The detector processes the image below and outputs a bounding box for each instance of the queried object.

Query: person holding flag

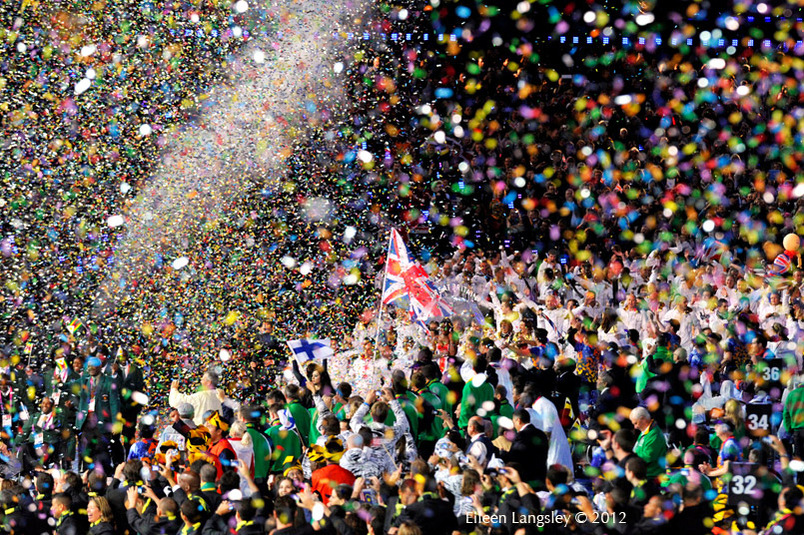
[381,229,453,328]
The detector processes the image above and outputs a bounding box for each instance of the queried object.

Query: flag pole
[372,229,393,389]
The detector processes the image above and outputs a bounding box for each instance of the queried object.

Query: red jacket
[311,464,356,505]
[208,438,237,480]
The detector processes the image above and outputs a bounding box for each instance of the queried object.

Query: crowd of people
[0,239,803,535]
[5,0,804,534]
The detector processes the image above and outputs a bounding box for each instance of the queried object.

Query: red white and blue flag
[382,229,452,324]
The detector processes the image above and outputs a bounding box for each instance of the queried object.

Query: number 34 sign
[745,404,773,437]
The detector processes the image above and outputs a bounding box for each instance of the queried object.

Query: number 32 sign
[726,462,780,507]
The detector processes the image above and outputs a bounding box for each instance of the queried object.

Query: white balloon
[74,78,92,96]
[79,44,97,57]
[106,215,125,228]
[171,256,189,270]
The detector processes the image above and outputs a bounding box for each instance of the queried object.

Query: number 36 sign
[755,359,786,399]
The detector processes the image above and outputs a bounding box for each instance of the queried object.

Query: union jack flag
[382,229,452,324]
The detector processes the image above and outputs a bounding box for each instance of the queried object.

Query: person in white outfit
[228,421,254,497]
[529,393,573,474]
[758,291,789,334]
[169,371,223,426]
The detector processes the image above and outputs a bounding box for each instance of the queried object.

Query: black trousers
[19,441,62,474]
[793,428,804,459]
[78,412,113,474]
[121,404,142,443]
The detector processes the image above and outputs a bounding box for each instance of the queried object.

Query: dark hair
[36,472,54,495]
[274,496,297,525]
[608,480,631,506]
[473,355,488,374]
[237,499,258,521]
[416,348,434,363]
[219,471,240,494]
[63,472,82,494]
[337,382,352,399]
[241,405,262,423]
[318,370,335,396]
[421,362,440,381]
[410,371,427,391]
[447,429,465,451]
[87,471,107,495]
[400,479,417,496]
[358,426,373,449]
[625,456,647,481]
[369,512,385,535]
[322,414,340,436]
[392,372,408,396]
[181,499,204,524]
[284,384,302,402]
[546,466,569,487]
[124,462,144,484]
[613,429,636,453]
[783,486,804,510]
[518,392,534,408]
[682,484,703,504]
[512,408,530,424]
[189,460,210,475]
[487,347,502,363]
[333,484,353,502]
[599,371,614,388]
[370,402,389,424]
[52,493,71,510]
[267,390,287,406]
[138,424,156,440]
[627,329,639,344]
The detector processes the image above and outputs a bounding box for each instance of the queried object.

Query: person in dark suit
[46,355,83,469]
[272,496,314,535]
[393,476,459,535]
[111,348,145,446]
[51,494,78,535]
[75,357,121,474]
[502,408,549,488]
[178,499,206,535]
[31,471,55,534]
[105,459,143,533]
[125,489,183,535]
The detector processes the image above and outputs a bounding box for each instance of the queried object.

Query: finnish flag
[287,339,335,364]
